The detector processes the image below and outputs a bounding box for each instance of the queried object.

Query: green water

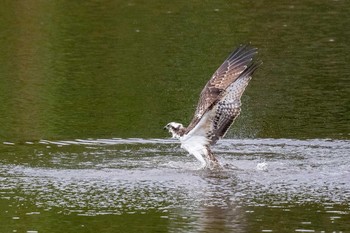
[0,0,348,141]
[0,1,349,232]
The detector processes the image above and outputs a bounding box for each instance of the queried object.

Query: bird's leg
[206,148,221,169]
[206,147,218,162]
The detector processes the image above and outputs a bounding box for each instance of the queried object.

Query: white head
[164,122,185,138]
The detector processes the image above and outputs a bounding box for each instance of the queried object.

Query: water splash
[1,138,349,232]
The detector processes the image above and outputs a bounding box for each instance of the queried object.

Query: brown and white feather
[184,56,261,146]
[165,44,261,167]
[185,45,259,134]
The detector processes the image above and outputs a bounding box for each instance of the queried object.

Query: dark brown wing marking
[208,60,262,144]
[185,44,258,134]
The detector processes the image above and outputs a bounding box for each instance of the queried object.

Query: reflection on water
[0,138,349,232]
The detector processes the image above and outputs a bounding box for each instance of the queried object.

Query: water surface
[1,138,349,232]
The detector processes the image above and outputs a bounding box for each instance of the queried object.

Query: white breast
[179,112,213,167]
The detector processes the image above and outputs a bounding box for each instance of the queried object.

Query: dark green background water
[0,0,349,142]
[0,1,349,233]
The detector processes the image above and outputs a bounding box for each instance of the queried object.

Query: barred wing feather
[185,45,258,133]
[187,58,261,145]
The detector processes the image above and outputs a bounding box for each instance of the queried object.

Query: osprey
[164,44,261,168]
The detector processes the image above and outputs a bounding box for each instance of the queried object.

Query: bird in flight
[164,44,261,169]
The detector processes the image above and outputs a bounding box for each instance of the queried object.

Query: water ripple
[0,138,349,218]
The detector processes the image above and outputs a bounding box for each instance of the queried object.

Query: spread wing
[183,55,261,146]
[185,44,258,133]
[208,61,261,144]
